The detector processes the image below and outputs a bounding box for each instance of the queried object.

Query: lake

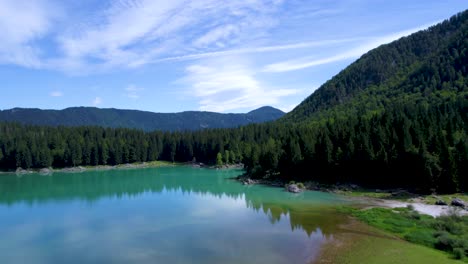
[0,167,349,264]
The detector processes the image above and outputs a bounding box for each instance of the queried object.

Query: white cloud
[0,0,57,67]
[0,0,446,81]
[50,91,63,97]
[124,84,144,99]
[194,24,240,48]
[181,58,300,112]
[53,0,284,72]
[154,38,364,63]
[92,97,102,106]
[263,25,434,73]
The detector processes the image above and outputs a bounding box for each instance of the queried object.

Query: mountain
[265,9,467,191]
[285,10,468,122]
[0,106,285,131]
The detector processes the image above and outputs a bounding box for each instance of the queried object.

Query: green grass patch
[143,160,181,167]
[343,189,393,199]
[333,233,463,264]
[339,206,468,261]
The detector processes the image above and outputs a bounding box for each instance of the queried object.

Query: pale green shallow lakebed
[0,167,458,263]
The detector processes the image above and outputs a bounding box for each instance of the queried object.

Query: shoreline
[5,164,467,217]
[0,160,181,175]
[348,196,468,217]
[1,161,244,176]
[237,176,468,217]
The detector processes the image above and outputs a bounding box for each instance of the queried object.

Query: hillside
[0,106,284,131]
[285,10,468,122]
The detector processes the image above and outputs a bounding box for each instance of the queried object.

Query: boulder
[242,178,257,185]
[62,166,86,173]
[39,168,53,175]
[287,184,302,193]
[15,167,29,175]
[435,199,447,206]
[451,198,466,208]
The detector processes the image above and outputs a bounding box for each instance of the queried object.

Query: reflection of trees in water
[0,168,343,236]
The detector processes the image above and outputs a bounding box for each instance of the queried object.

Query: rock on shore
[286,184,303,193]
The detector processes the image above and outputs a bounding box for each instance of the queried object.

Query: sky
[0,0,467,113]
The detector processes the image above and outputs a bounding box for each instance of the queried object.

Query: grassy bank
[316,216,461,264]
[339,206,468,261]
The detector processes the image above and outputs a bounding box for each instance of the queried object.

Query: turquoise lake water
[0,167,348,264]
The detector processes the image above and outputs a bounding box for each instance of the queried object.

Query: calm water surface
[0,167,348,264]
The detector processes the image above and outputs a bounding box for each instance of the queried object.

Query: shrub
[434,231,454,251]
[433,216,463,234]
[404,230,436,247]
[452,248,464,259]
[296,182,305,189]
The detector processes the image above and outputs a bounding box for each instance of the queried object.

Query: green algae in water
[0,167,348,264]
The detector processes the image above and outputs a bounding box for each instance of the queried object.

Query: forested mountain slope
[0,106,284,131]
[285,10,468,122]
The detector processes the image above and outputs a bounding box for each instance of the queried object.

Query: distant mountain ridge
[0,106,285,131]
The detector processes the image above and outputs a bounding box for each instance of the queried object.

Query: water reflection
[0,167,347,264]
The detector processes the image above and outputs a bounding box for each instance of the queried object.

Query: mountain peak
[248,106,284,115]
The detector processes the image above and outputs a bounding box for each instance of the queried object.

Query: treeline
[0,123,250,169]
[0,94,467,192]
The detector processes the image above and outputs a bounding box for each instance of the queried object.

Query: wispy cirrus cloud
[263,25,434,73]
[153,38,365,63]
[52,0,284,72]
[0,0,285,73]
[0,0,445,76]
[0,0,59,67]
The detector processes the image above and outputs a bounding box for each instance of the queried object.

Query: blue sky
[1,0,467,113]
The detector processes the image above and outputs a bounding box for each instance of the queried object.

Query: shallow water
[0,167,348,264]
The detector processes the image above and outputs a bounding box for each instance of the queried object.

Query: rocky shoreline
[236,176,468,216]
[6,162,172,176]
[191,162,244,170]
[3,161,244,176]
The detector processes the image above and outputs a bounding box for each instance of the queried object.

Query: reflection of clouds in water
[0,170,337,264]
[189,193,246,218]
[0,221,48,264]
[1,194,329,264]
[1,220,44,243]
